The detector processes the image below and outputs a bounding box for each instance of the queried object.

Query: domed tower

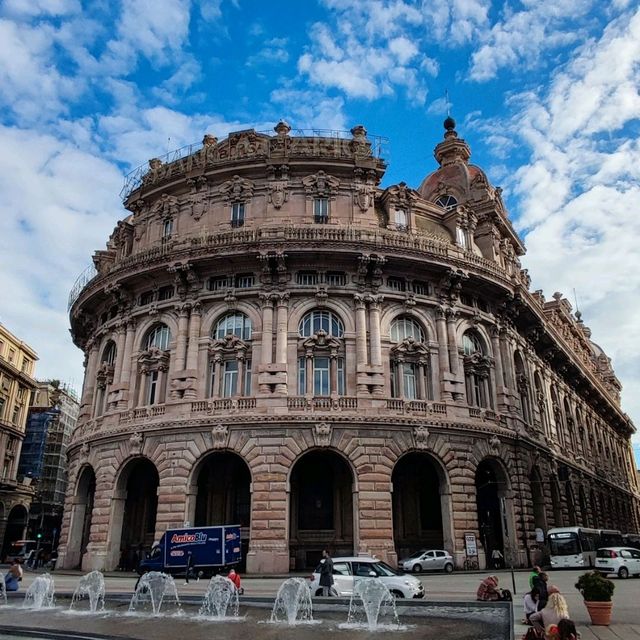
[59,121,639,575]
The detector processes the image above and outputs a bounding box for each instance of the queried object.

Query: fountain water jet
[270,577,313,625]
[70,571,105,612]
[0,576,6,605]
[346,578,400,630]
[129,572,181,615]
[23,574,55,609]
[199,575,239,618]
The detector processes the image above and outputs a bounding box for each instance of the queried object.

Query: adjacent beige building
[59,119,640,573]
[0,323,37,558]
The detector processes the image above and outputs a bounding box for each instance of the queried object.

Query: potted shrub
[575,571,615,625]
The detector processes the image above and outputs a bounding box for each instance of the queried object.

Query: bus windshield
[549,532,580,556]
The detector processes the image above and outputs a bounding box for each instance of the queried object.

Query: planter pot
[584,600,613,626]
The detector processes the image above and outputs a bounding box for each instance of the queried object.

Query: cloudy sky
[0,0,639,461]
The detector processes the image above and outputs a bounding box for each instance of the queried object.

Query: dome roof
[418,162,489,202]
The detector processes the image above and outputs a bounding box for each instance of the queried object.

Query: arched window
[299,310,344,338]
[435,194,457,210]
[102,342,116,366]
[534,372,549,437]
[214,312,252,341]
[390,317,424,343]
[389,317,432,400]
[462,331,492,408]
[145,324,171,351]
[210,313,253,398]
[298,310,346,397]
[137,324,172,406]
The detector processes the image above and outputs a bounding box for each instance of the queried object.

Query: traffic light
[36,532,42,540]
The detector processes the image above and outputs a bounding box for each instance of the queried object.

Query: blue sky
[0,0,639,463]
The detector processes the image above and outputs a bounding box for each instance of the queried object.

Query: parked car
[308,556,425,599]
[595,547,640,578]
[399,549,454,573]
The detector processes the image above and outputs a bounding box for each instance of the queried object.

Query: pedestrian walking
[184,550,195,584]
[528,564,541,589]
[532,572,549,610]
[319,549,334,597]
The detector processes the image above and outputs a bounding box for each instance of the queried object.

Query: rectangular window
[231,203,245,228]
[244,360,252,396]
[209,366,216,398]
[158,285,174,301]
[460,293,473,307]
[296,271,318,285]
[337,357,345,396]
[387,277,405,292]
[313,198,329,223]
[223,361,238,397]
[313,357,330,396]
[298,356,306,395]
[325,271,346,286]
[456,226,467,248]
[0,397,5,419]
[21,359,30,374]
[403,363,417,400]
[235,274,255,288]
[208,276,231,291]
[8,349,15,363]
[139,290,154,305]
[412,281,429,295]
[148,371,159,405]
[394,209,408,229]
[162,219,173,238]
[0,340,4,357]
[11,403,20,424]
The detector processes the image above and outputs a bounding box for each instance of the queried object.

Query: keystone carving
[129,432,143,454]
[413,426,430,449]
[488,435,501,453]
[219,175,255,202]
[302,171,340,198]
[268,181,289,209]
[211,424,229,449]
[314,422,332,447]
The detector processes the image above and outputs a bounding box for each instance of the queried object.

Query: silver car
[400,549,454,573]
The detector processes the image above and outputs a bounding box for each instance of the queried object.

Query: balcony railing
[385,399,447,415]
[287,396,359,411]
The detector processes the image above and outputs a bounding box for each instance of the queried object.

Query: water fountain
[128,571,181,615]
[199,575,239,619]
[270,577,313,625]
[70,571,105,612]
[345,578,400,630]
[23,574,55,609]
[0,576,6,605]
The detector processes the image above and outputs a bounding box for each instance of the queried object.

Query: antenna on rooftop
[573,288,582,321]
[445,89,451,116]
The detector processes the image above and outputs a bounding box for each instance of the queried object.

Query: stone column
[490,326,504,388]
[173,304,190,371]
[305,354,313,396]
[260,294,274,365]
[237,357,245,397]
[113,323,127,384]
[435,307,450,374]
[368,295,383,367]
[500,329,515,390]
[185,303,202,371]
[80,341,100,417]
[417,363,427,400]
[445,309,459,375]
[119,320,136,384]
[138,371,148,406]
[354,294,368,366]
[330,355,338,396]
[274,293,289,394]
[212,357,222,398]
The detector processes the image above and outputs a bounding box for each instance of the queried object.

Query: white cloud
[503,7,640,442]
[469,0,593,81]
[420,0,490,45]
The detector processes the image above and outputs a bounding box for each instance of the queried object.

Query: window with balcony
[298,309,346,396]
[389,317,432,400]
[462,331,492,408]
[313,198,329,223]
[137,324,172,406]
[394,208,408,230]
[162,218,173,239]
[209,312,253,398]
[231,202,245,228]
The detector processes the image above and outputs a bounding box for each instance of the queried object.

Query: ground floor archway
[289,450,354,569]
[66,465,96,569]
[192,451,251,570]
[476,458,512,567]
[392,452,450,562]
[1,504,28,561]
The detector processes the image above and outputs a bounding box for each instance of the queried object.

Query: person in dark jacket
[319,549,334,596]
[532,571,549,610]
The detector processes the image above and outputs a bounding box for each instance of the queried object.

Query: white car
[400,549,454,573]
[595,547,640,578]
[308,556,425,599]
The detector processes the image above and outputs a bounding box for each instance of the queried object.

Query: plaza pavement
[3,566,640,639]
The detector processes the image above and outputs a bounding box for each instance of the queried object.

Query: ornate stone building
[59,119,640,574]
[0,322,37,559]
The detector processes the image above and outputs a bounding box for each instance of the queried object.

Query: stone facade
[59,120,640,574]
[0,322,38,557]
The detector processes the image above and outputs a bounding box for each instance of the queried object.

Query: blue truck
[138,525,242,577]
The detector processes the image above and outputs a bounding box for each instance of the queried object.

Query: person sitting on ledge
[476,575,511,601]
[4,559,23,592]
